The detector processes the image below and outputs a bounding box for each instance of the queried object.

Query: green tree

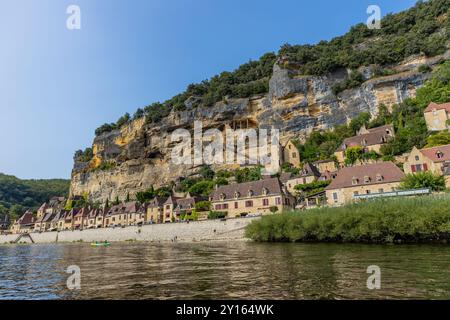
[426,131,450,147]
[400,172,446,191]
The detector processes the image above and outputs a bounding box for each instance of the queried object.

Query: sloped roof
[42,212,55,223]
[17,211,35,226]
[325,162,405,190]
[424,102,450,113]
[211,178,283,201]
[419,144,450,163]
[337,125,394,151]
[147,197,169,208]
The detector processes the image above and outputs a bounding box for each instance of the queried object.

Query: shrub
[245,195,450,243]
[400,172,446,191]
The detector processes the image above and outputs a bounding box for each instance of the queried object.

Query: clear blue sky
[0,0,417,179]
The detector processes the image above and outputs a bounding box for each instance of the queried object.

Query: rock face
[69,54,446,203]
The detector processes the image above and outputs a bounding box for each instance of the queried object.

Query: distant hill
[0,173,69,219]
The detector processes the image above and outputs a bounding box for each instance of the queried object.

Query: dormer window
[352,177,359,185]
[248,190,254,197]
[376,174,383,182]
[219,193,226,201]
[262,187,269,196]
[364,176,371,183]
[436,151,444,159]
[362,139,367,146]
[234,191,240,199]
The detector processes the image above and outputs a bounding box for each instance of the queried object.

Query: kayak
[90,242,111,247]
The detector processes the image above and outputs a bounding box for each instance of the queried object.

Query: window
[234,202,238,209]
[222,204,229,209]
[234,191,240,199]
[220,193,226,200]
[415,155,420,161]
[215,204,222,210]
[166,205,170,210]
[436,151,444,159]
[378,188,384,193]
[376,174,383,182]
[366,190,371,194]
[262,188,269,196]
[248,190,254,197]
[245,201,253,208]
[285,198,290,205]
[292,152,297,158]
[275,197,281,205]
[352,177,358,185]
[353,191,359,196]
[333,193,338,202]
[262,199,269,206]
[364,176,371,183]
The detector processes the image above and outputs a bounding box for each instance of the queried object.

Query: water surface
[1,242,450,299]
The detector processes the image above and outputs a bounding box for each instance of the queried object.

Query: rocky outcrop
[70,52,448,203]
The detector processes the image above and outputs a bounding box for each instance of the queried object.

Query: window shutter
[423,163,428,171]
[411,165,416,173]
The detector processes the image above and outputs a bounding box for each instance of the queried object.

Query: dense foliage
[400,172,446,191]
[0,173,70,219]
[94,0,450,137]
[245,195,450,243]
[279,0,449,75]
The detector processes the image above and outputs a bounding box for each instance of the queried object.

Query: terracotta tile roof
[337,125,394,151]
[211,178,284,201]
[325,162,405,190]
[424,102,450,113]
[419,144,450,163]
[106,202,140,216]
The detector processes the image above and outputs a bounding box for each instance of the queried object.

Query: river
[1,242,450,299]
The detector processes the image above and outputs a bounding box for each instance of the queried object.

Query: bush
[208,211,227,219]
[245,195,450,243]
[400,172,446,191]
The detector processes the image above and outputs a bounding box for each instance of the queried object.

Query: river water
[1,241,450,299]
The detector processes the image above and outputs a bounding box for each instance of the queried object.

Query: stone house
[95,209,106,228]
[403,144,450,175]
[285,163,321,194]
[38,212,56,232]
[104,201,141,227]
[282,140,300,168]
[445,166,450,188]
[49,210,65,231]
[10,211,36,234]
[325,162,405,206]
[210,177,294,217]
[161,194,206,223]
[73,207,90,230]
[424,102,450,132]
[313,159,337,173]
[146,197,168,224]
[334,125,395,164]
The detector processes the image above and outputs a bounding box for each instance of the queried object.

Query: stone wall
[0,217,258,245]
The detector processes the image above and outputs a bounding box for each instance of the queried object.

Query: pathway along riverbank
[0,217,258,245]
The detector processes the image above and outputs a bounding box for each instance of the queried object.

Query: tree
[400,172,446,191]
[426,131,450,147]
[189,181,214,197]
[199,166,215,180]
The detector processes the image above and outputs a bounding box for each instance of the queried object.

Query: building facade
[424,102,450,132]
[403,144,450,175]
[325,162,405,206]
[210,178,294,217]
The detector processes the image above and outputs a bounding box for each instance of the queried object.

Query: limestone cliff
[70,52,449,203]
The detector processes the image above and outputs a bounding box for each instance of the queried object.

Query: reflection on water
[1,242,450,299]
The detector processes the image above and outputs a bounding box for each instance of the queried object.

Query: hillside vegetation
[94,0,450,137]
[0,173,70,219]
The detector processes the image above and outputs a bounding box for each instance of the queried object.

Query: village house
[146,197,168,224]
[334,125,395,164]
[285,163,321,194]
[49,210,64,231]
[37,212,56,232]
[10,211,36,234]
[318,170,338,182]
[161,194,207,223]
[94,209,106,228]
[210,177,294,217]
[403,144,450,175]
[325,162,405,206]
[62,209,77,230]
[313,159,337,173]
[424,102,450,132]
[445,165,450,188]
[104,202,141,227]
[282,140,300,168]
[73,207,90,230]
